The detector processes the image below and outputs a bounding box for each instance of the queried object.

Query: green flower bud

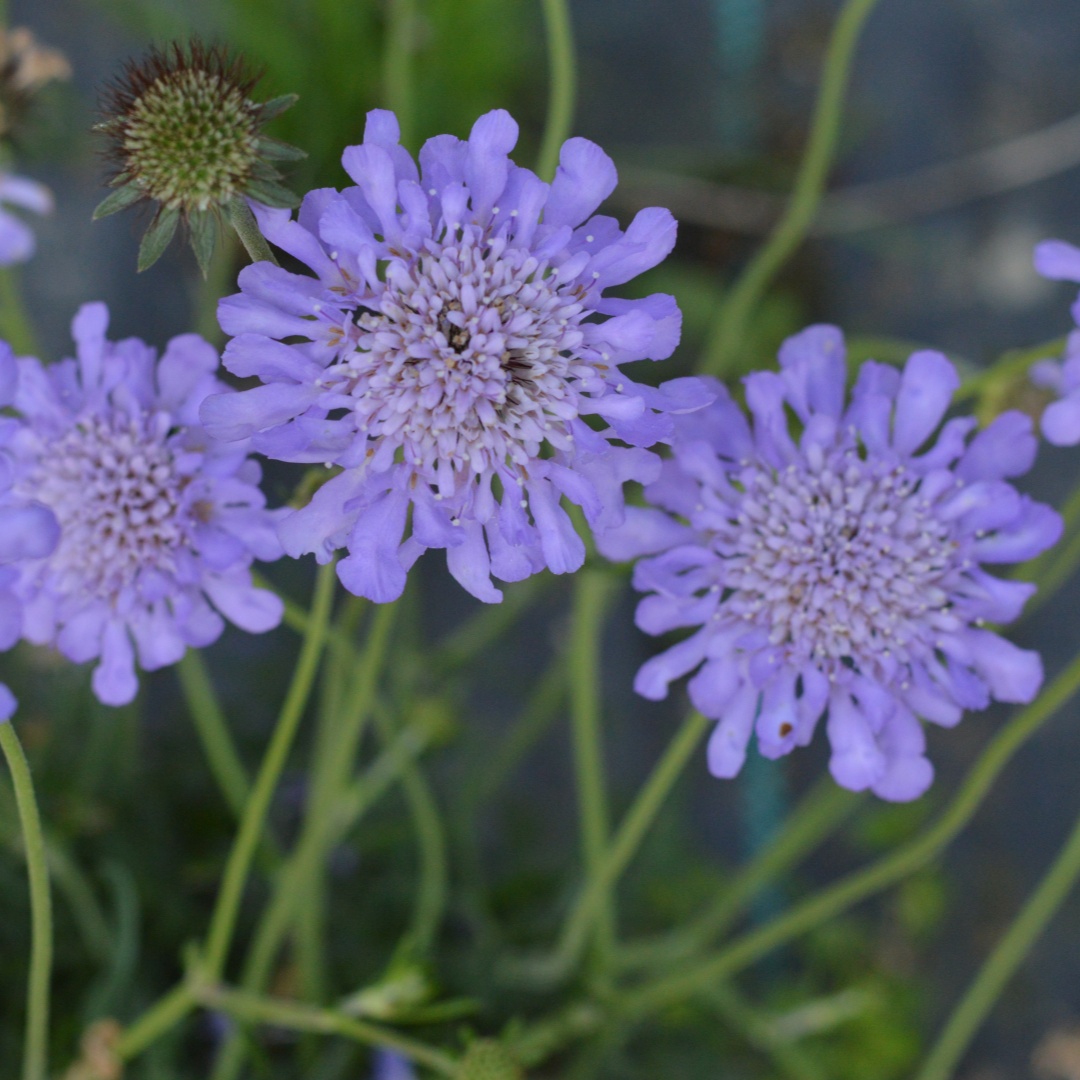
[94,39,304,274]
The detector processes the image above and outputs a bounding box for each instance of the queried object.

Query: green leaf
[257,137,307,163]
[92,184,144,221]
[137,207,180,272]
[188,211,217,279]
[257,93,299,122]
[243,178,301,210]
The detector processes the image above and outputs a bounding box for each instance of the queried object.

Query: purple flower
[201,109,709,603]
[0,342,60,722]
[599,326,1061,801]
[1031,238,1080,445]
[10,303,285,706]
[372,1050,417,1080]
[0,173,51,266]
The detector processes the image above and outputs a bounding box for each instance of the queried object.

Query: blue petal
[544,137,618,229]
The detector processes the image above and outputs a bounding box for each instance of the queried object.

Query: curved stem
[227,198,279,267]
[618,778,859,974]
[203,560,337,982]
[0,721,52,1080]
[568,571,618,979]
[619,646,1080,1020]
[116,983,196,1061]
[915,800,1080,1080]
[701,0,881,375]
[537,0,577,181]
[178,651,251,820]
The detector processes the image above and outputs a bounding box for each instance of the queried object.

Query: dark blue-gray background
[10,1,1080,1076]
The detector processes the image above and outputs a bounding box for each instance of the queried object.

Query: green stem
[618,646,1080,1020]
[618,779,860,974]
[382,0,417,148]
[199,985,458,1076]
[375,700,447,956]
[955,336,1067,404]
[525,710,710,984]
[537,0,577,181]
[568,570,618,978]
[915,800,1080,1080]
[203,561,336,982]
[701,0,880,375]
[227,197,279,266]
[177,652,251,820]
[0,722,52,1080]
[0,269,39,355]
[116,983,196,1061]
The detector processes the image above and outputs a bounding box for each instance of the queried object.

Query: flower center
[338,225,590,481]
[719,446,960,677]
[23,412,190,599]
[123,67,258,211]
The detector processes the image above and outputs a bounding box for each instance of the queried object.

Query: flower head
[94,39,304,273]
[600,327,1060,800]
[1031,238,1080,445]
[10,303,285,706]
[201,108,709,603]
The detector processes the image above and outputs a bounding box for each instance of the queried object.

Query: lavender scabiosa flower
[201,108,708,603]
[373,1050,417,1080]
[0,172,51,266]
[9,302,285,706]
[1031,238,1080,445]
[599,326,1061,801]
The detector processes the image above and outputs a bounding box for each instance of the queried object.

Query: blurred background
[2,1,1080,1077]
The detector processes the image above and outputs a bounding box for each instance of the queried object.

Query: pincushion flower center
[347,225,589,477]
[24,411,189,597]
[722,447,958,673]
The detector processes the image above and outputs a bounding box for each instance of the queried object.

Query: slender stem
[955,336,1067,404]
[915,800,1080,1080]
[199,985,459,1076]
[203,561,336,982]
[227,198,279,266]
[116,983,196,1061]
[537,0,577,181]
[701,0,881,375]
[0,269,39,355]
[0,722,52,1080]
[382,0,416,148]
[619,646,1080,1020]
[568,570,618,978]
[542,710,710,982]
[618,779,860,973]
[375,699,448,956]
[177,651,251,819]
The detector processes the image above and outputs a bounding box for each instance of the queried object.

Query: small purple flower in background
[1031,238,1080,445]
[599,326,1061,801]
[0,342,59,723]
[9,303,285,706]
[201,108,709,603]
[372,1049,417,1080]
[0,173,51,266]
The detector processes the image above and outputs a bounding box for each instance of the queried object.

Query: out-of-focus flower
[372,1049,417,1080]
[94,39,304,274]
[0,25,71,140]
[600,326,1060,801]
[202,108,709,603]
[0,172,51,266]
[1031,238,1080,445]
[9,302,285,706]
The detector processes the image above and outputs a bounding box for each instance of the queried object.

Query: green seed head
[94,39,304,274]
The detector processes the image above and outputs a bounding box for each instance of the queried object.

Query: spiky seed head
[94,39,304,274]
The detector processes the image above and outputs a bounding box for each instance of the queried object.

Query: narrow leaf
[256,137,308,162]
[258,94,299,122]
[244,178,301,210]
[92,184,143,220]
[188,211,217,279]
[137,207,180,272]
